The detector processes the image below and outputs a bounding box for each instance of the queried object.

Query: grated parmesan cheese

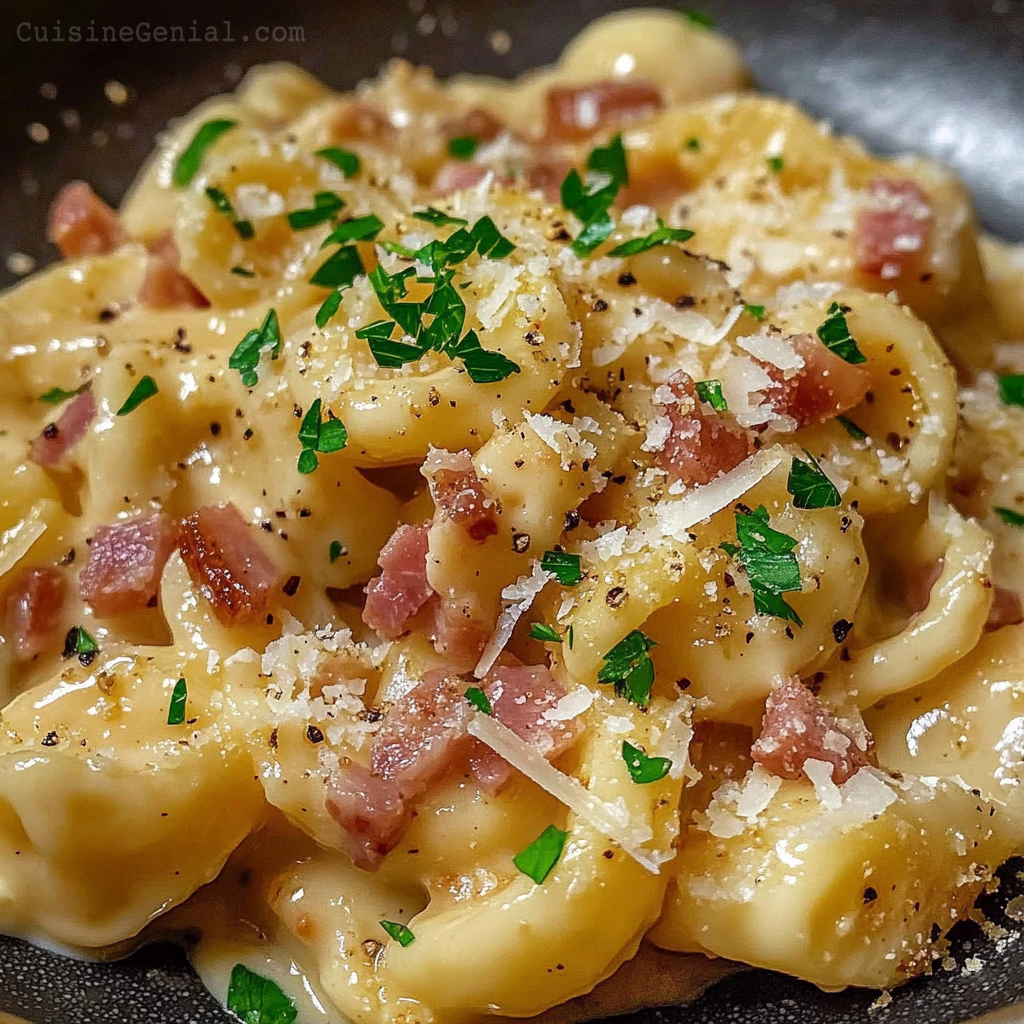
[474,562,553,678]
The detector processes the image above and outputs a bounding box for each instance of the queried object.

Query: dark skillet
[0,1,1021,1022]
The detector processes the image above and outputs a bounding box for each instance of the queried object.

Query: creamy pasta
[1,9,1022,1022]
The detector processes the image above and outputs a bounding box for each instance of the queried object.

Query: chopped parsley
[598,630,658,707]
[448,135,479,160]
[541,550,582,585]
[205,186,254,239]
[452,330,520,384]
[608,217,694,257]
[787,451,841,510]
[529,622,562,644]
[229,308,281,387]
[315,146,361,178]
[296,398,347,474]
[167,677,188,726]
[694,379,727,411]
[766,155,785,174]
[560,133,629,257]
[40,381,91,404]
[721,505,803,626]
[309,244,365,289]
[231,265,256,277]
[288,191,345,231]
[513,824,568,884]
[116,375,158,416]
[226,963,297,1024]
[998,374,1024,407]
[329,540,347,562]
[321,214,385,247]
[464,686,492,714]
[817,302,866,365]
[681,7,715,28]
[63,625,99,665]
[379,920,415,947]
[172,119,238,187]
[744,303,766,320]
[995,506,1024,527]
[567,624,574,650]
[684,136,702,152]
[622,740,672,784]
[836,414,868,440]
[316,290,343,329]
[412,207,469,227]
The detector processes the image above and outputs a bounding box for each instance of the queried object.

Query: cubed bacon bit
[428,601,490,673]
[29,389,96,467]
[139,234,209,310]
[325,760,409,871]
[544,80,663,140]
[47,181,127,259]
[762,332,871,429]
[751,676,875,786]
[656,371,752,486]
[856,178,932,281]
[526,157,573,204]
[487,664,581,758]
[422,447,499,542]
[2,566,67,661]
[985,585,1024,632]
[441,107,504,144]
[79,513,178,617]
[362,523,435,639]
[178,503,279,625]
[432,161,507,196]
[327,99,390,140]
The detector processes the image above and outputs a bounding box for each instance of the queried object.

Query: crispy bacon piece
[545,80,663,140]
[985,586,1024,632]
[856,178,932,281]
[2,566,66,661]
[441,108,504,144]
[139,234,209,309]
[79,513,178,617]
[363,523,435,639]
[178,504,278,624]
[656,372,752,486]
[423,448,499,542]
[325,762,409,871]
[751,676,874,785]
[29,389,96,467]
[761,333,871,428]
[47,181,126,259]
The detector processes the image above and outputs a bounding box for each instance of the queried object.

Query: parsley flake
[205,186,254,239]
[453,330,520,384]
[694,379,727,411]
[744,303,766,320]
[787,451,841,510]
[766,155,785,174]
[681,8,715,28]
[231,265,256,277]
[598,630,658,707]
[329,540,347,563]
[229,308,281,388]
[226,963,297,1024]
[609,217,694,257]
[321,214,385,247]
[412,207,469,227]
[167,677,187,726]
[448,135,479,160]
[309,244,365,289]
[817,302,866,364]
[529,622,562,644]
[720,505,803,626]
[380,920,415,947]
[684,136,702,152]
[316,290,343,329]
[172,119,238,187]
[316,147,361,178]
[116,375,158,416]
[836,414,868,440]
[513,825,568,884]
[541,550,582,585]
[464,686,492,714]
[995,506,1024,528]
[561,134,629,256]
[288,191,345,231]
[40,381,91,404]
[567,624,574,650]
[998,374,1024,407]
[622,740,672,784]
[63,625,99,665]
[296,398,347,474]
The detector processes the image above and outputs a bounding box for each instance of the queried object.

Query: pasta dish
[1,9,1023,1022]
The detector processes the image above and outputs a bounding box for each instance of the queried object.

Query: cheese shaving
[474,562,553,678]
[0,505,48,582]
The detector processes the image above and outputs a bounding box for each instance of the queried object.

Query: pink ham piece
[545,80,663,140]
[985,585,1024,632]
[2,566,66,661]
[656,372,752,486]
[362,523,434,639]
[139,234,209,309]
[324,762,408,871]
[433,161,512,196]
[178,503,278,625]
[47,181,127,259]
[29,389,96,467]
[856,178,932,281]
[751,676,875,786]
[761,332,871,429]
[79,513,178,617]
[441,108,504,144]
[423,448,499,542]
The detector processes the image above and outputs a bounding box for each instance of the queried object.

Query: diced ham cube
[751,676,875,785]
[47,181,126,259]
[433,161,494,195]
[761,333,871,429]
[363,524,435,639]
[139,234,208,309]
[29,389,96,467]
[325,761,409,871]
[423,447,499,542]
[488,664,581,759]
[985,585,1024,632]
[178,503,278,625]
[545,80,663,140]
[2,566,66,661]
[79,513,178,617]
[656,372,752,486]
[856,178,932,281]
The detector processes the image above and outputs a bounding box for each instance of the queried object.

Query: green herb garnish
[172,119,238,187]
[529,622,562,643]
[40,381,91,404]
[817,302,866,365]
[597,630,658,707]
[379,921,415,947]
[681,8,715,28]
[694,379,727,411]
[452,330,520,384]
[288,191,345,231]
[321,214,385,247]
[608,217,694,257]
[229,308,281,388]
[309,244,365,289]
[296,398,347,474]
[560,134,629,257]
[567,624,574,650]
[999,374,1024,407]
[231,265,256,277]
[622,740,672,784]
[315,290,343,329]
[167,677,187,726]
[329,540,347,562]
[513,825,568,884]
[63,625,99,664]
[836,414,868,440]
[464,686,492,714]
[995,506,1024,527]
[316,146,361,178]
[787,451,841,510]
[226,963,297,1024]
[205,186,254,239]
[116,375,158,416]
[541,550,582,586]
[448,135,479,160]
[766,155,785,174]
[744,303,766,320]
[412,207,469,227]
[684,136,701,152]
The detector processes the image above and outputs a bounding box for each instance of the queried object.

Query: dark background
[0,1,1022,1022]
